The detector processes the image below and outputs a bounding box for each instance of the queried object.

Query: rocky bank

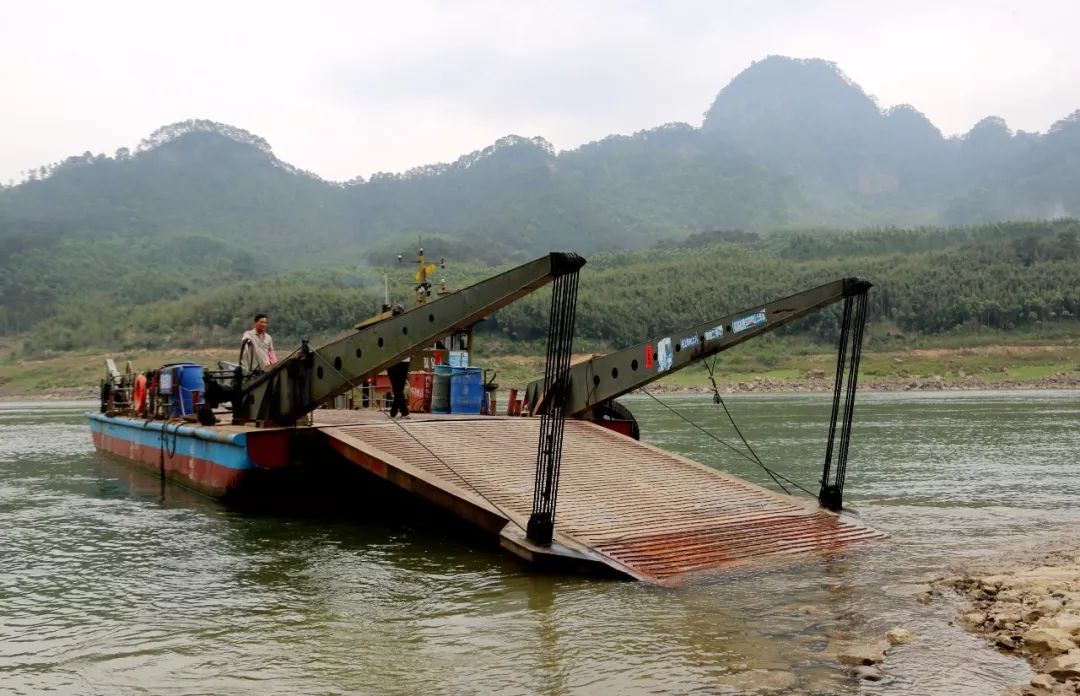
[937,551,1080,695]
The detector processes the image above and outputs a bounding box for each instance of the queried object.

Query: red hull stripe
[84,413,293,498]
[91,430,246,498]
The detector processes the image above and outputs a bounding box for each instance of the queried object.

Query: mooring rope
[703,357,768,466]
[635,384,815,498]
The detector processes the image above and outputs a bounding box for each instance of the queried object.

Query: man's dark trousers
[388,361,410,417]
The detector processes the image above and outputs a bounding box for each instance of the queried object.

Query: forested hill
[12,220,1080,357]
[2,56,1080,341]
[4,56,1080,253]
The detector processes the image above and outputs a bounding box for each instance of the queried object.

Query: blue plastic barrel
[431,364,452,414]
[164,363,204,418]
[450,367,483,415]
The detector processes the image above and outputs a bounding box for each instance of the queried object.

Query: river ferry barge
[89,252,883,584]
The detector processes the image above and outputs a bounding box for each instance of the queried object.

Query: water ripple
[0,393,1076,694]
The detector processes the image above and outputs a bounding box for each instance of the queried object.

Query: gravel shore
[936,547,1080,695]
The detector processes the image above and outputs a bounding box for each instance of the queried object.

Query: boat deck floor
[313,410,884,585]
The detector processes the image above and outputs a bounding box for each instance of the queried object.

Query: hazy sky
[2,0,1078,184]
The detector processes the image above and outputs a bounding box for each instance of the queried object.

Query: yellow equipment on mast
[411,246,445,305]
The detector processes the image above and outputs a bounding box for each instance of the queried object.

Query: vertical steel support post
[527,259,583,546]
[819,289,869,511]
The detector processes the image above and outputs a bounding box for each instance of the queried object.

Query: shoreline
[933,541,1080,695]
[2,341,1075,401]
[650,373,1080,395]
[2,374,1079,402]
[1,387,100,401]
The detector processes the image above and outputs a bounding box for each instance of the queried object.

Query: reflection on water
[1,392,1077,694]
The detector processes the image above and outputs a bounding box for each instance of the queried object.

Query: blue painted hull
[86,413,293,498]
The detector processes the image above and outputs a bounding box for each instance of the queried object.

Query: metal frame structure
[227,252,587,425]
[527,259,582,545]
[525,277,873,417]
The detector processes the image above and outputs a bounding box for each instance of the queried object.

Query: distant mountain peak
[391,134,556,182]
[487,134,555,155]
[885,103,933,122]
[966,116,1011,138]
[133,119,324,182]
[701,55,880,134]
[137,119,274,155]
[884,104,944,142]
[1049,109,1080,134]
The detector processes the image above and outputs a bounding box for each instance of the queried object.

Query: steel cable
[635,385,814,497]
[312,347,529,533]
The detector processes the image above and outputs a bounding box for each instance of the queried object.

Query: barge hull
[86,413,293,498]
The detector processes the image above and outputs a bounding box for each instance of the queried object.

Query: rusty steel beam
[526,277,872,417]
[236,252,585,425]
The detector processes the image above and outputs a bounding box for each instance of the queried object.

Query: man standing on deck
[387,304,410,418]
[240,313,277,374]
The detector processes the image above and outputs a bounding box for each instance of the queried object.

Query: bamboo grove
[11,220,1078,356]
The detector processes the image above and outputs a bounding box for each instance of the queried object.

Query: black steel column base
[818,484,843,512]
[527,513,554,546]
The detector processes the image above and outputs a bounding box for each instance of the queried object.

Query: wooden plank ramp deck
[314,411,885,585]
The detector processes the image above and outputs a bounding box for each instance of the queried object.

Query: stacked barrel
[409,349,484,415]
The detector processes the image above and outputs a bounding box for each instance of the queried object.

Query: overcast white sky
[2,0,1078,184]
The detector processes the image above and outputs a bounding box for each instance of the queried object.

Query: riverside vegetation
[1,220,1078,397]
[3,219,1079,352]
[2,329,1078,399]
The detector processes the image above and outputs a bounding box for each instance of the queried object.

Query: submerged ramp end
[317,412,884,585]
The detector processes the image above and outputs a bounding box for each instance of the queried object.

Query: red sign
[645,344,654,369]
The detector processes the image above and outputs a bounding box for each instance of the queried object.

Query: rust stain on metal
[317,412,885,584]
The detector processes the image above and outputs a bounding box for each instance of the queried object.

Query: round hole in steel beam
[378,337,384,348]
[428,313,435,322]
[317,366,324,379]
[592,375,600,386]
[726,325,732,333]
[699,335,705,343]
[402,326,408,336]
[334,356,342,371]
[674,343,681,353]
[631,359,639,371]
[611,367,619,379]
[355,348,362,359]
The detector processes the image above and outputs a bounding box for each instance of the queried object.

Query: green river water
[1,390,1078,695]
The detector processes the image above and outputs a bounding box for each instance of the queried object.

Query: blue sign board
[732,310,767,334]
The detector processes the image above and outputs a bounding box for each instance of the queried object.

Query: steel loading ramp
[316,412,884,585]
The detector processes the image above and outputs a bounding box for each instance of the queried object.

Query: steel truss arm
[526,277,872,417]
[236,252,586,425]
